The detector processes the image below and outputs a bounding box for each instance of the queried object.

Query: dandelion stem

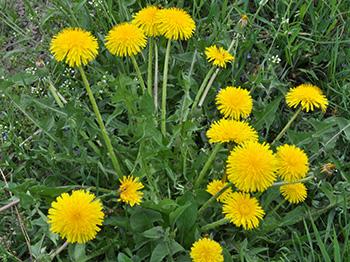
[201,218,229,232]
[197,182,233,215]
[198,68,220,107]
[47,79,65,108]
[161,39,172,136]
[147,38,154,96]
[78,66,123,179]
[194,143,222,188]
[0,198,20,213]
[270,199,286,215]
[271,107,302,145]
[154,40,159,110]
[130,56,146,93]
[191,66,215,110]
[272,175,315,187]
[50,241,68,259]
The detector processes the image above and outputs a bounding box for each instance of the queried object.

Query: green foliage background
[1,0,350,261]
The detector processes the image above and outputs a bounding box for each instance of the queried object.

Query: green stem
[198,182,233,215]
[191,66,215,110]
[194,143,222,188]
[269,199,286,215]
[78,66,123,178]
[47,80,65,108]
[272,175,315,187]
[201,218,229,232]
[50,241,68,259]
[147,38,154,96]
[271,107,302,145]
[154,41,159,110]
[161,39,172,136]
[198,68,220,107]
[130,56,146,93]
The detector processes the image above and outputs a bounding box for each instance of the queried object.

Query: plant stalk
[191,66,215,110]
[154,41,159,109]
[271,107,302,145]
[272,175,315,187]
[198,68,220,107]
[161,39,172,136]
[198,182,233,215]
[201,218,229,232]
[78,66,123,178]
[130,56,146,93]
[194,143,222,188]
[147,37,154,96]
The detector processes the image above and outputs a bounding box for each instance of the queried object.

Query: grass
[1,0,350,261]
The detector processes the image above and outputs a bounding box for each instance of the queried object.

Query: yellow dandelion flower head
[47,190,104,244]
[222,192,265,230]
[206,179,234,203]
[280,183,307,204]
[105,23,147,57]
[132,6,160,37]
[206,119,258,144]
[156,8,196,40]
[216,86,253,119]
[205,45,234,68]
[190,238,224,262]
[227,141,277,192]
[118,176,144,206]
[50,28,98,68]
[276,144,309,182]
[285,83,328,112]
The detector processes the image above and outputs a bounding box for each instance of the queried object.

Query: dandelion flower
[223,192,264,230]
[48,190,104,243]
[105,23,147,57]
[286,83,328,112]
[227,141,277,192]
[206,119,258,144]
[118,176,144,206]
[156,8,195,40]
[205,45,234,68]
[190,238,224,262]
[50,28,98,68]
[133,6,160,37]
[280,183,307,204]
[276,144,309,182]
[216,86,253,119]
[206,179,233,202]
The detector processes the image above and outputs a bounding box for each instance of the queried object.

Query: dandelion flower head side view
[118,176,144,207]
[132,5,160,37]
[226,141,277,192]
[286,83,328,112]
[50,28,98,68]
[216,86,253,119]
[190,238,224,262]
[206,118,258,144]
[47,190,104,244]
[205,45,234,68]
[105,23,147,57]
[156,7,196,40]
[280,183,307,204]
[222,192,265,230]
[276,144,309,182]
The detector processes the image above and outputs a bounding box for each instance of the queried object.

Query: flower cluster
[50,6,195,67]
[204,81,328,232]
